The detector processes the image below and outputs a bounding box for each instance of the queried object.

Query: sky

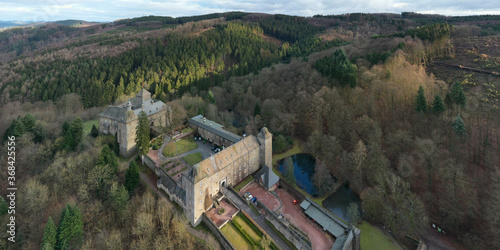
[1,0,500,22]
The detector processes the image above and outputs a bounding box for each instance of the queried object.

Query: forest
[0,12,499,250]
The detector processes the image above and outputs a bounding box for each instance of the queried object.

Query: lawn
[234,175,254,192]
[234,213,262,242]
[83,119,99,136]
[183,152,202,166]
[358,221,402,250]
[272,139,303,168]
[220,223,252,250]
[162,138,198,157]
[181,127,194,134]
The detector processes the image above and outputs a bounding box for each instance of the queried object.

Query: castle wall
[192,125,233,148]
[186,139,262,226]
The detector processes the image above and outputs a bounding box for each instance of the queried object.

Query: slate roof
[98,88,166,123]
[158,174,186,204]
[300,198,348,238]
[189,135,260,183]
[99,106,133,123]
[133,99,166,117]
[254,165,279,189]
[189,115,242,143]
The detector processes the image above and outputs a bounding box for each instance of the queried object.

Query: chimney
[203,117,206,123]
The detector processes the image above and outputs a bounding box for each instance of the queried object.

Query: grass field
[234,175,254,192]
[83,119,99,136]
[183,152,202,166]
[272,139,303,168]
[162,138,198,157]
[181,127,194,134]
[358,221,402,250]
[220,223,252,250]
[234,213,262,242]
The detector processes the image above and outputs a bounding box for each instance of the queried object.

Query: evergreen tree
[415,86,427,113]
[207,90,216,104]
[21,113,36,132]
[97,145,118,173]
[451,82,466,107]
[135,111,150,161]
[56,204,83,250]
[109,183,129,213]
[33,122,46,143]
[452,116,466,137]
[42,216,57,249]
[3,118,25,141]
[254,103,261,116]
[70,117,83,150]
[90,124,99,138]
[431,94,446,114]
[125,161,140,193]
[0,196,7,216]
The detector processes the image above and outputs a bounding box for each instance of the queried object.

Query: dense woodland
[0,12,499,249]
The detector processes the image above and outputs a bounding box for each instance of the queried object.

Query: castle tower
[257,127,272,167]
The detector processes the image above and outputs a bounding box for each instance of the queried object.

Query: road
[222,188,292,250]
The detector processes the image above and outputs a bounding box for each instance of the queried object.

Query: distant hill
[53,19,101,27]
[0,20,36,28]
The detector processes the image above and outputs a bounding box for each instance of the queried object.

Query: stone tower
[257,127,272,167]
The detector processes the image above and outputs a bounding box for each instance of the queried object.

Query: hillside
[0,12,499,249]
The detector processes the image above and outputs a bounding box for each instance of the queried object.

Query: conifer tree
[432,94,446,114]
[415,86,427,113]
[109,183,129,214]
[125,161,140,193]
[42,216,57,249]
[90,124,99,138]
[254,103,261,116]
[97,145,118,173]
[451,82,466,107]
[56,204,83,250]
[452,116,466,137]
[135,111,150,163]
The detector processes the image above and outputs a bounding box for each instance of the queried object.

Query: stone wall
[202,214,234,250]
[264,213,312,250]
[278,179,306,201]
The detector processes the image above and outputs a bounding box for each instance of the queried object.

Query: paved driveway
[276,188,334,250]
[222,188,292,250]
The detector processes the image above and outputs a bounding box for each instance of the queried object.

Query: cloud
[1,0,500,22]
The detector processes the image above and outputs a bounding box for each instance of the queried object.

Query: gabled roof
[99,88,166,123]
[157,173,186,204]
[299,197,348,237]
[255,165,279,189]
[190,135,260,182]
[189,115,242,143]
[99,105,135,123]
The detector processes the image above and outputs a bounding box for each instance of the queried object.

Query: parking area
[206,199,239,228]
[275,188,334,250]
[239,182,281,212]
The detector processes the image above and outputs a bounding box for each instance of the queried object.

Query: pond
[323,184,362,223]
[278,153,320,197]
[278,153,362,223]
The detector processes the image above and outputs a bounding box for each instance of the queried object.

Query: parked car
[211,146,217,151]
[293,199,298,205]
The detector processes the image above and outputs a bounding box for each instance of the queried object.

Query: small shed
[254,165,280,190]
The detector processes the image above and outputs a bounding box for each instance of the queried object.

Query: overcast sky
[2,0,500,22]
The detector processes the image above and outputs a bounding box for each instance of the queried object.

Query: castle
[98,89,171,156]
[156,115,273,226]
